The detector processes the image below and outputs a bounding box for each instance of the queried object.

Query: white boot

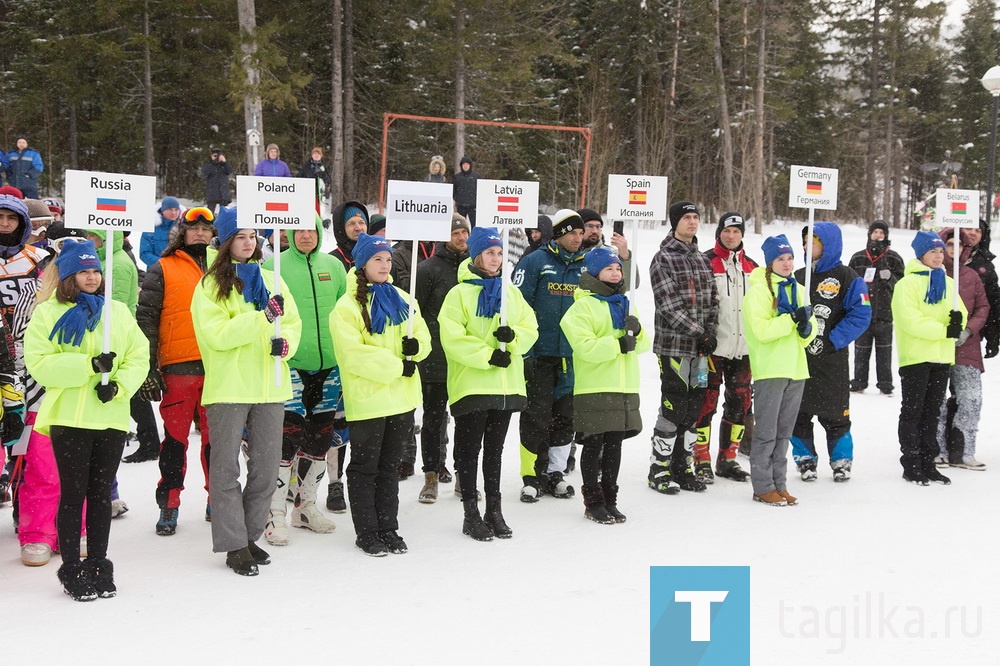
[291,457,336,533]
[265,465,292,546]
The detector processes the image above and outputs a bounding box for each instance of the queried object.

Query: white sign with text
[476,179,540,229]
[935,189,980,229]
[64,169,157,231]
[384,180,453,241]
[788,165,839,210]
[236,176,316,229]
[607,174,668,220]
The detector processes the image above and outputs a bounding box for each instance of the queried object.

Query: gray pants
[750,378,805,495]
[937,364,982,462]
[206,402,284,553]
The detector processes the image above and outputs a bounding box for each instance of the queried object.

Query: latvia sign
[64,169,157,231]
[607,174,668,220]
[476,179,540,229]
[236,176,316,229]
[935,189,980,229]
[384,180,453,241]
[788,165,839,210]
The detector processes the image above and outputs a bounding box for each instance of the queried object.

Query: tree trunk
[882,12,897,223]
[753,0,766,233]
[343,0,355,196]
[865,0,882,223]
[331,0,344,203]
[454,2,466,169]
[665,0,681,176]
[143,1,156,179]
[69,102,78,169]
[634,71,644,172]
[711,0,735,208]
[237,0,264,173]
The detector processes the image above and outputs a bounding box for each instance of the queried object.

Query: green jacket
[891,259,967,368]
[742,266,817,381]
[24,298,149,436]
[89,229,139,316]
[330,269,431,421]
[191,263,302,404]
[559,277,651,397]
[263,216,346,371]
[438,259,538,409]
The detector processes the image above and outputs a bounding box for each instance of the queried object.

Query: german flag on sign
[806,181,822,195]
[629,190,647,205]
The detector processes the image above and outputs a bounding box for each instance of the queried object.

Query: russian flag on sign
[96,198,127,212]
[497,196,519,213]
[265,202,289,212]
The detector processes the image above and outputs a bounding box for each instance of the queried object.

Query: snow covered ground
[2,219,998,664]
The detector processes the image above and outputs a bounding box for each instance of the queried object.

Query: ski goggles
[183,207,215,224]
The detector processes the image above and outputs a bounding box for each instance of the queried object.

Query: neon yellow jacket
[438,259,538,405]
[891,259,967,368]
[24,298,149,436]
[559,285,650,396]
[191,265,301,404]
[330,269,431,421]
[742,266,817,381]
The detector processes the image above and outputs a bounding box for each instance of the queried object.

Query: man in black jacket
[452,157,481,226]
[201,149,233,215]
[964,218,1000,359]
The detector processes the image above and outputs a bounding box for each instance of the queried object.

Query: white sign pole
[804,207,815,305]
[953,229,961,309]
[273,242,282,386]
[629,220,639,315]
[101,230,114,386]
[407,240,419,342]
[500,227,510,352]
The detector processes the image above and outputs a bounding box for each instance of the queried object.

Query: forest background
[1,0,998,229]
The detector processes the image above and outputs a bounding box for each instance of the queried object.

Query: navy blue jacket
[513,241,585,358]
[6,147,43,193]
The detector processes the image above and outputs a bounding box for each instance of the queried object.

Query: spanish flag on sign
[629,190,647,205]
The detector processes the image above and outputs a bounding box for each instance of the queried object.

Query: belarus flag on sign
[629,190,647,205]
[265,202,289,212]
[96,198,127,212]
[951,202,967,215]
[497,196,519,213]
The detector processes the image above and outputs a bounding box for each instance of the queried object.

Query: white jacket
[706,242,757,359]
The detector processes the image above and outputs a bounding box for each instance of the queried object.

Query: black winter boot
[122,439,158,464]
[58,561,98,601]
[582,485,615,524]
[484,495,512,538]
[462,499,493,541]
[83,557,117,598]
[947,428,965,466]
[601,481,626,523]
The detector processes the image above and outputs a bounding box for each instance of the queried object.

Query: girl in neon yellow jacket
[23,239,148,600]
[890,231,967,486]
[560,247,649,525]
[189,207,301,576]
[438,227,538,541]
[742,235,816,507]
[330,233,430,556]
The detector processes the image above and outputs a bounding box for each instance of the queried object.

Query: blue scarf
[914,268,946,304]
[369,282,410,334]
[49,293,104,347]
[592,293,629,330]
[236,263,270,311]
[468,277,503,318]
[775,276,799,315]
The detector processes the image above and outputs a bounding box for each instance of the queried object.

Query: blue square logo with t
[650,566,750,666]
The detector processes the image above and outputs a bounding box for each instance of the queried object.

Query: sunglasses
[184,207,215,224]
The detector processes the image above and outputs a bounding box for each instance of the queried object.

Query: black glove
[624,315,642,336]
[488,349,512,367]
[696,335,717,356]
[986,339,999,359]
[401,359,418,377]
[95,382,119,403]
[138,369,166,402]
[619,334,637,354]
[797,320,813,339]
[264,295,285,323]
[91,352,117,374]
[790,306,813,324]
[946,310,963,339]
[1,411,24,443]
[401,336,420,357]
[493,326,515,344]
[270,337,289,357]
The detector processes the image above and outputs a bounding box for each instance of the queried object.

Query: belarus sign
[788,165,839,210]
[64,169,157,231]
[476,179,540,229]
[236,176,316,229]
[607,174,668,220]
[935,189,980,229]
[384,180,453,242]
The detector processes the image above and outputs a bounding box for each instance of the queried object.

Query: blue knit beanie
[343,205,368,225]
[56,239,102,280]
[351,233,393,269]
[762,234,794,266]
[585,246,621,277]
[159,196,180,213]
[468,226,503,260]
[215,205,239,245]
[912,230,945,259]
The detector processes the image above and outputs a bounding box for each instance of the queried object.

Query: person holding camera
[201,149,233,215]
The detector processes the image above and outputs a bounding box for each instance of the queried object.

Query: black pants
[282,368,338,462]
[898,363,949,475]
[651,355,706,467]
[456,204,477,227]
[579,432,624,488]
[519,356,574,485]
[50,426,126,563]
[455,409,513,499]
[854,321,894,391]
[346,411,413,536]
[420,381,450,473]
[131,393,161,451]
